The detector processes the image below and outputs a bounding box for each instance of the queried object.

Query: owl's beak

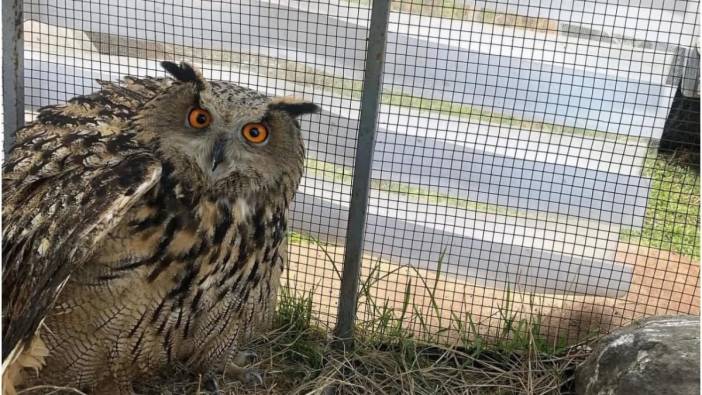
[211,138,226,172]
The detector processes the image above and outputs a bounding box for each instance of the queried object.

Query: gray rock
[575,315,700,395]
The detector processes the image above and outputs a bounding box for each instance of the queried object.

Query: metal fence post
[3,0,24,152]
[334,0,391,346]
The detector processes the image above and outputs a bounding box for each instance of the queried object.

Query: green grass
[381,93,634,142]
[272,285,327,372]
[620,152,700,259]
[304,157,538,219]
[304,158,354,185]
[372,178,519,215]
[288,231,320,247]
[287,234,576,355]
[250,287,581,395]
[384,89,628,141]
[355,250,574,354]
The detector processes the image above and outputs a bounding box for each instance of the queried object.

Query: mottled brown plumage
[2,62,319,394]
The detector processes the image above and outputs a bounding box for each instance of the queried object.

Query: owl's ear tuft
[268,97,320,118]
[161,61,206,90]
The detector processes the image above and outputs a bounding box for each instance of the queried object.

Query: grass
[353,250,574,354]
[381,93,633,142]
[288,231,322,247]
[258,292,581,394]
[620,151,700,260]
[304,157,537,219]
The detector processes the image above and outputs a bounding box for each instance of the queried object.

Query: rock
[575,315,700,395]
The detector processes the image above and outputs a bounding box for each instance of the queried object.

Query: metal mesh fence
[5,0,701,345]
[359,0,700,344]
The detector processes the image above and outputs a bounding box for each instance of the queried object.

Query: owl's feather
[2,79,164,362]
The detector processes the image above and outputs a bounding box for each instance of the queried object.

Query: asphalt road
[22,53,637,296]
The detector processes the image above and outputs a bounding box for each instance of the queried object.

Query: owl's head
[135,61,319,196]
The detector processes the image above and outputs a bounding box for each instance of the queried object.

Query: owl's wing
[2,110,162,363]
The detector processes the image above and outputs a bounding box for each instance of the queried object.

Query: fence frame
[333,0,391,345]
[2,0,24,153]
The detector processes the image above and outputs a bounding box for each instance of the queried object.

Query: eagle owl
[2,61,319,394]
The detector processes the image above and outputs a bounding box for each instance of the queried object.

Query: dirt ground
[285,240,700,344]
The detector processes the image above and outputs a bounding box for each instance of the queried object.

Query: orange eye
[187,107,212,129]
[241,123,269,144]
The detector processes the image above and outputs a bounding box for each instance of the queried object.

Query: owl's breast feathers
[91,166,289,345]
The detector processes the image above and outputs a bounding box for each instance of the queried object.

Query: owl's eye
[241,123,269,144]
[187,107,212,129]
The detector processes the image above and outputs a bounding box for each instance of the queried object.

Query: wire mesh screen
[14,0,701,345]
[358,0,700,343]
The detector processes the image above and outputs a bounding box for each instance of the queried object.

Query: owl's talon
[233,350,258,366]
[239,368,264,387]
[321,384,338,395]
[202,372,220,393]
[225,365,264,387]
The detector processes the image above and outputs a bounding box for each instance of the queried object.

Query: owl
[2,61,319,394]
